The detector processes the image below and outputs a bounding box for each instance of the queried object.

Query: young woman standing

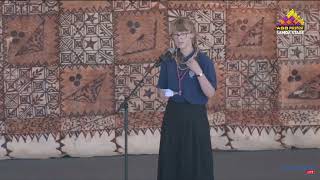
[157,17,217,180]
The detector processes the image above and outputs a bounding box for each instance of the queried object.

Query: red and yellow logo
[276,9,304,33]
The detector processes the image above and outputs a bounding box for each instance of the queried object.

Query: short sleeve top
[157,51,217,105]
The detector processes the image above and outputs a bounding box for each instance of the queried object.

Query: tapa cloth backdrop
[0,0,319,159]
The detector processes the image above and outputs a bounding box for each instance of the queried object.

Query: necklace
[175,54,189,71]
[177,63,188,70]
[176,63,188,96]
[176,48,197,70]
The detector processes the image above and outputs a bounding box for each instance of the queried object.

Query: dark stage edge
[0,149,319,180]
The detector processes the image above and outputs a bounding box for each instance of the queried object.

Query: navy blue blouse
[157,51,217,105]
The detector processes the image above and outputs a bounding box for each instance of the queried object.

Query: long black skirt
[157,100,214,180]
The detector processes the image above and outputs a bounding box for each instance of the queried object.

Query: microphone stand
[115,54,167,180]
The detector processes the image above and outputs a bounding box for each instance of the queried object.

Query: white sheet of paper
[161,89,177,97]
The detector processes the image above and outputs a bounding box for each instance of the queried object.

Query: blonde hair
[170,17,199,65]
[170,17,198,50]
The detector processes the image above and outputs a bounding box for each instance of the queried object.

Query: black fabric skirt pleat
[157,100,214,180]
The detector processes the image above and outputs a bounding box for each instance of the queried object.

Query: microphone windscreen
[167,48,176,54]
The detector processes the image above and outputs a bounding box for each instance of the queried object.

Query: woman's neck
[180,46,194,57]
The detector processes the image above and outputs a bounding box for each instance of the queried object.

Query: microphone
[156,48,176,67]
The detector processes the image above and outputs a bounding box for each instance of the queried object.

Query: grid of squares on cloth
[0,0,319,159]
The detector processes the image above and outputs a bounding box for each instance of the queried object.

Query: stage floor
[0,149,319,180]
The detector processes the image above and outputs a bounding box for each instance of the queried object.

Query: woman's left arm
[196,73,216,98]
[186,58,216,98]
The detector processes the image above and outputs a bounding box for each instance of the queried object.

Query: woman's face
[171,31,194,50]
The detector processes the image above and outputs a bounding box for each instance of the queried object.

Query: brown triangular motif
[288,74,320,99]
[66,73,107,103]
[16,20,45,56]
[237,17,264,47]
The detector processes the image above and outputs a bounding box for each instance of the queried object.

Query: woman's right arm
[157,61,169,101]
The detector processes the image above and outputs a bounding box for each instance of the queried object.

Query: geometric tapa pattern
[279,61,320,110]
[115,63,166,113]
[226,7,277,60]
[112,0,167,11]
[277,8,320,63]
[168,2,226,63]
[60,65,115,117]
[3,14,59,66]
[3,66,59,119]
[113,9,168,64]
[0,0,319,160]
[59,10,114,65]
[224,58,280,126]
[2,0,60,15]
